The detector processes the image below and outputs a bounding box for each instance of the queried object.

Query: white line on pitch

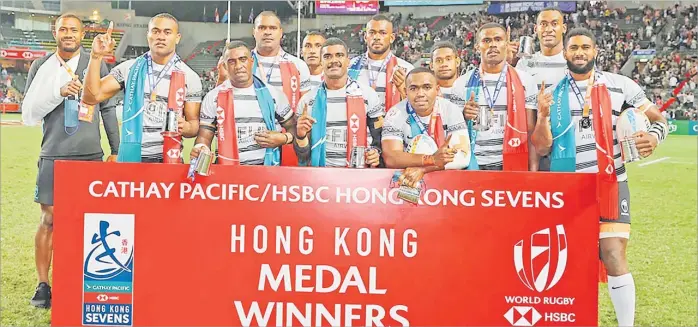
[639,157,670,167]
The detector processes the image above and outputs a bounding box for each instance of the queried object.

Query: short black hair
[431,41,458,58]
[322,37,347,53]
[150,13,179,31]
[227,40,251,51]
[370,14,391,23]
[406,67,435,85]
[538,7,564,21]
[55,13,82,28]
[476,22,506,41]
[368,14,393,30]
[255,11,281,26]
[305,31,325,38]
[564,28,596,47]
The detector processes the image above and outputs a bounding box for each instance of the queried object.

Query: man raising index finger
[83,13,204,163]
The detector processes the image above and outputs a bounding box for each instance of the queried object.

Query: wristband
[284,132,294,145]
[296,133,307,141]
[648,121,668,145]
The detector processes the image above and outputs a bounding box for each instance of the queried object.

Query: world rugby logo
[514,224,567,292]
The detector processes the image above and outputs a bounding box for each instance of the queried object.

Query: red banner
[315,0,379,15]
[52,162,599,326]
[0,48,47,60]
[0,48,114,63]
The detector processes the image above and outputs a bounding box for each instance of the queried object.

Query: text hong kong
[230,224,417,326]
[87,181,566,208]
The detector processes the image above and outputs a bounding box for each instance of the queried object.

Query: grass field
[0,113,696,326]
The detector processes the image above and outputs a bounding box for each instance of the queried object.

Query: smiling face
[321,44,349,80]
[536,10,567,50]
[253,15,283,53]
[147,17,180,58]
[54,16,84,53]
[564,35,597,75]
[406,72,439,114]
[476,27,507,66]
[302,34,326,67]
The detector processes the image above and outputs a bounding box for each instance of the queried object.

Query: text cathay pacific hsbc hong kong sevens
[88,181,566,208]
[230,224,418,326]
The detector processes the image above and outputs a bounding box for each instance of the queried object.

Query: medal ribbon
[406,101,428,135]
[479,65,507,109]
[146,52,179,101]
[363,52,392,89]
[567,70,596,118]
[253,50,282,83]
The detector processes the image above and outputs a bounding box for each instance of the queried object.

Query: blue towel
[253,76,280,166]
[348,55,363,81]
[464,70,481,170]
[549,75,576,172]
[117,56,147,162]
[308,85,328,167]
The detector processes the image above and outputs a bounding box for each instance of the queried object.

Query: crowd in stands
[663,3,697,51]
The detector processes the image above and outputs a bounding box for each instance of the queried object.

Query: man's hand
[365,148,380,168]
[296,104,316,139]
[177,116,187,134]
[464,91,479,120]
[506,26,519,64]
[537,80,553,117]
[634,131,658,158]
[60,78,83,97]
[433,135,456,168]
[399,167,426,188]
[392,67,407,89]
[105,155,118,162]
[91,21,116,57]
[255,130,287,148]
[190,144,210,160]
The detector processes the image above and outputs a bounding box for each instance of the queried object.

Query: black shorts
[35,157,102,206]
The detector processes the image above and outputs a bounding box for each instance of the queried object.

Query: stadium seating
[0,26,124,54]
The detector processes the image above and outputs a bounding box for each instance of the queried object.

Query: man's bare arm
[82,57,121,105]
[182,101,201,138]
[381,139,431,169]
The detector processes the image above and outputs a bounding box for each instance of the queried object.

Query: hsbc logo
[508,138,521,147]
[0,50,6,57]
[604,164,614,175]
[167,148,180,159]
[97,294,108,302]
[503,306,542,326]
[290,76,298,92]
[350,113,360,133]
[216,106,225,141]
[175,88,185,108]
[22,51,33,59]
[514,225,567,293]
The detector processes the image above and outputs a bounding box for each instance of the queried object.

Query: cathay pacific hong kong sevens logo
[513,225,568,292]
[84,220,134,280]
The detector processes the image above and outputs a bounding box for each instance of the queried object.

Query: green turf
[1,122,696,326]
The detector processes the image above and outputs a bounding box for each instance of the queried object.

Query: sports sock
[607,273,635,327]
